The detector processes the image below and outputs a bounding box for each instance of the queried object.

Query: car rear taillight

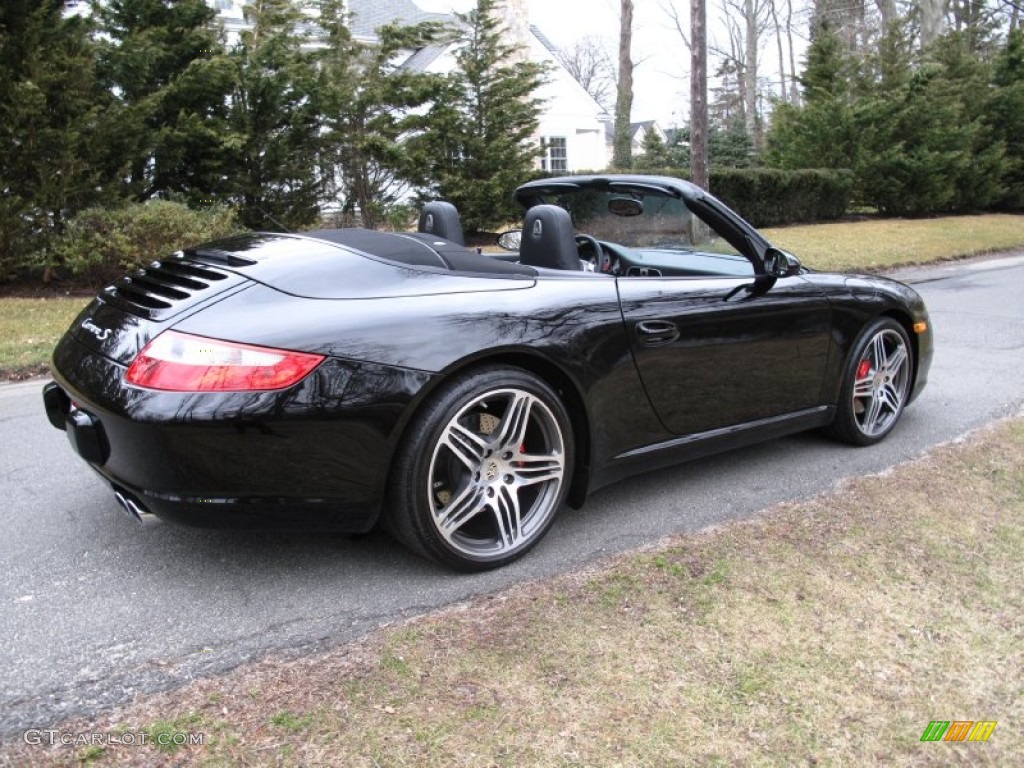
[125,331,324,392]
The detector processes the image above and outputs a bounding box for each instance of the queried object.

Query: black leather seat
[418,201,465,246]
[518,205,581,271]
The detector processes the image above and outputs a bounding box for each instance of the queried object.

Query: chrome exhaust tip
[113,489,160,528]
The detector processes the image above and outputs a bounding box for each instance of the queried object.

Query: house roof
[664,127,684,146]
[401,44,450,72]
[346,0,453,40]
[604,121,665,144]
[630,120,659,138]
[344,0,612,121]
[530,25,561,58]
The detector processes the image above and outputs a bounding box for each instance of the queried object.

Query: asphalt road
[2,253,1023,737]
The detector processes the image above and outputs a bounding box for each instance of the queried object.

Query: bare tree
[769,0,788,102]
[812,0,867,50]
[555,35,616,110]
[919,0,949,45]
[713,0,770,144]
[613,0,635,169]
[786,0,800,105]
[875,0,897,28]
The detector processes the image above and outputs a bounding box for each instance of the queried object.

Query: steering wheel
[574,234,612,273]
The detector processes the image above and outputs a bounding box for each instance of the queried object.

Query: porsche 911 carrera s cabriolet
[43,175,932,570]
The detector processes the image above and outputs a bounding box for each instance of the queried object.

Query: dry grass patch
[4,419,1021,767]
[762,213,1024,272]
[0,297,88,379]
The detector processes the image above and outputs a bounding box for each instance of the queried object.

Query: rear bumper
[46,333,435,532]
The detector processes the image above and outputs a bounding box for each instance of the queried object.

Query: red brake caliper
[514,443,526,467]
[856,360,872,380]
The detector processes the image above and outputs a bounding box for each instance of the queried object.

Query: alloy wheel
[427,387,566,559]
[852,328,911,437]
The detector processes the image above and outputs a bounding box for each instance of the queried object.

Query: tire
[386,366,574,571]
[828,317,913,446]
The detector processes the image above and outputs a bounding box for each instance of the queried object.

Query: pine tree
[0,0,110,280]
[765,24,858,173]
[986,28,1024,209]
[633,130,670,170]
[710,121,758,168]
[417,0,545,233]
[318,2,447,228]
[224,0,324,230]
[93,0,232,203]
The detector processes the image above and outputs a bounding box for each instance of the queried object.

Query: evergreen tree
[634,130,670,170]
[416,0,545,232]
[986,28,1024,209]
[765,23,859,173]
[0,0,110,280]
[853,29,1003,215]
[93,0,232,203]
[854,70,974,215]
[318,2,447,228]
[223,0,323,230]
[710,120,758,168]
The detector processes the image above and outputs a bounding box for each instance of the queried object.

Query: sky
[415,0,700,127]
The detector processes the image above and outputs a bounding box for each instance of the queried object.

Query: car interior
[414,199,756,279]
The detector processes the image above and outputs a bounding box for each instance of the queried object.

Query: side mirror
[763,247,801,278]
[497,230,521,251]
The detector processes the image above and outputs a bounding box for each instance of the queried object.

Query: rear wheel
[387,366,573,571]
[828,317,913,446]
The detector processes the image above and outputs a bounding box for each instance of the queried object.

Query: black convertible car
[43,175,932,570]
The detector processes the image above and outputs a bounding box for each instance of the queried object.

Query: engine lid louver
[101,252,248,320]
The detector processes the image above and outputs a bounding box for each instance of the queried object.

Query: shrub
[50,201,243,287]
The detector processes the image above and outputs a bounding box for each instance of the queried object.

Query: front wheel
[828,317,913,446]
[387,366,573,571]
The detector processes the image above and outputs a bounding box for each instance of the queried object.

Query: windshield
[531,186,740,257]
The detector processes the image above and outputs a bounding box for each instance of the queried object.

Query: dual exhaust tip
[113,489,160,528]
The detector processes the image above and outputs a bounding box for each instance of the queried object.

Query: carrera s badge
[81,319,111,342]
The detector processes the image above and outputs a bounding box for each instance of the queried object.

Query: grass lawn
[762,213,1024,272]
[2,213,1023,380]
[0,297,89,380]
[5,417,1021,766]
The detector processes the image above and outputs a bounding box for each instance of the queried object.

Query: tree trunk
[770,0,787,103]
[786,0,799,106]
[743,0,758,144]
[690,0,709,191]
[613,0,634,169]
[874,0,896,29]
[919,0,947,47]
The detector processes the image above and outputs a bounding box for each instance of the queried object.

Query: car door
[616,220,831,437]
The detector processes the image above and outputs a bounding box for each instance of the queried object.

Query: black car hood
[182,231,535,300]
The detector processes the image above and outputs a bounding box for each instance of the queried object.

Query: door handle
[636,320,680,346]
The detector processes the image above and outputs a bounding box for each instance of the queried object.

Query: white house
[212,0,613,172]
[345,0,612,172]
